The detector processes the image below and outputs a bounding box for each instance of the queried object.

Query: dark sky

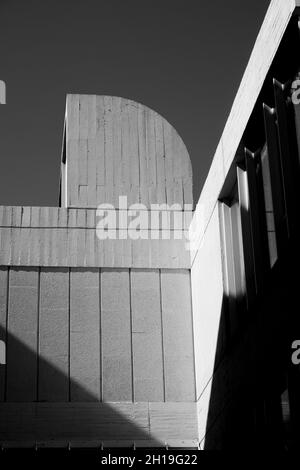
[0,0,270,207]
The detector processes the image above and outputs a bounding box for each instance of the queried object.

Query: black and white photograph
[0,0,299,460]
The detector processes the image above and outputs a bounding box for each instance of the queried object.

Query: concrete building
[0,0,300,450]
[191,0,300,450]
[0,96,196,449]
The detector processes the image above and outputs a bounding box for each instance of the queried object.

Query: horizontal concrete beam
[0,206,191,268]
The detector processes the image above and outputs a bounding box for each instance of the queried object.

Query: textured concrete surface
[70,269,100,401]
[63,95,193,208]
[6,268,39,402]
[0,206,191,269]
[39,268,69,401]
[101,269,132,401]
[131,269,164,401]
[0,402,198,447]
[161,269,195,402]
[0,268,7,401]
[0,268,195,406]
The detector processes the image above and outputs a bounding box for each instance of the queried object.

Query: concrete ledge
[0,402,198,446]
[0,227,190,268]
[0,206,191,268]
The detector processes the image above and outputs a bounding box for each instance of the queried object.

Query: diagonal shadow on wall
[0,325,161,449]
[202,240,300,450]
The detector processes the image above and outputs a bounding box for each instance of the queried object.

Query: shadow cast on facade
[0,325,161,448]
[203,236,300,450]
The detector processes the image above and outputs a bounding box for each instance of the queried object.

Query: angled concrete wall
[190,0,300,448]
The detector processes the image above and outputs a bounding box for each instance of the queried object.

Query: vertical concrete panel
[96,96,105,188]
[39,268,69,401]
[66,94,79,207]
[104,96,114,204]
[101,269,132,401]
[160,269,195,401]
[112,97,122,207]
[0,267,8,401]
[131,269,164,401]
[7,268,39,401]
[137,104,149,206]
[127,102,140,206]
[155,113,167,204]
[70,269,100,401]
[191,206,224,398]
